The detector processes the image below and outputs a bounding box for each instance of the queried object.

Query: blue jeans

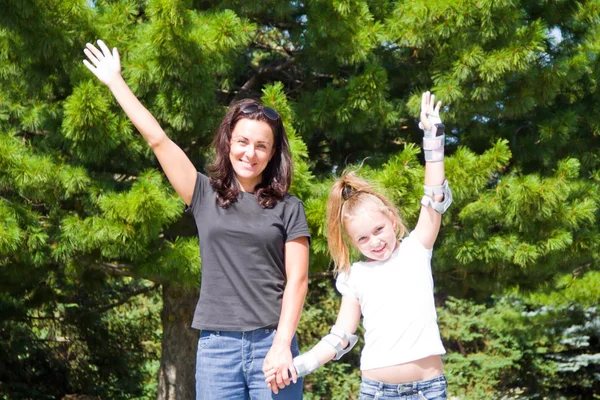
[358,375,447,400]
[195,328,303,400]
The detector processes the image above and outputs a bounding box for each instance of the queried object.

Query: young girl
[265,91,452,399]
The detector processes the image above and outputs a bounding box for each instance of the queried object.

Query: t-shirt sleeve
[335,271,358,298]
[407,231,433,258]
[284,200,311,244]
[186,172,209,214]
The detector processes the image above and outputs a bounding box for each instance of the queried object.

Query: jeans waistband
[200,328,276,337]
[361,375,447,392]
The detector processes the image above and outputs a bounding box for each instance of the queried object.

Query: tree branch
[311,72,336,80]
[88,261,135,277]
[250,42,296,57]
[239,57,296,93]
[308,271,334,280]
[80,283,160,316]
[262,21,299,30]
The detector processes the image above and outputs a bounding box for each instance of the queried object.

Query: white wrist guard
[419,115,442,137]
[322,325,358,361]
[421,179,453,214]
[422,123,445,162]
[293,350,320,377]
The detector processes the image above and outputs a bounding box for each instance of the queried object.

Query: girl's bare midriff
[361,355,443,384]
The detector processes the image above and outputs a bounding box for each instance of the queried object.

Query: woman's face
[229,118,275,192]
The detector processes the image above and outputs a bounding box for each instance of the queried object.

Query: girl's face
[229,118,275,192]
[345,207,397,262]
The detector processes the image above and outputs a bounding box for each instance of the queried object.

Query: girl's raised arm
[413,91,452,249]
[83,40,197,205]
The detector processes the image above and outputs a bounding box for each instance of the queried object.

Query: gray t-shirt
[187,172,310,331]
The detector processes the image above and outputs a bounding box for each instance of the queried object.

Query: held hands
[263,367,293,394]
[262,342,298,394]
[82,40,122,87]
[419,91,442,135]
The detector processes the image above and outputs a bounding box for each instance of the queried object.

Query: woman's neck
[236,176,260,193]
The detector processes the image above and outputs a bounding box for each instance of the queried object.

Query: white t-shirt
[335,232,446,370]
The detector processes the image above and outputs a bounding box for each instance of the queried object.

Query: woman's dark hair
[207,99,293,209]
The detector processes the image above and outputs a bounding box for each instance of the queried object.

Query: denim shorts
[358,375,447,400]
[195,328,302,400]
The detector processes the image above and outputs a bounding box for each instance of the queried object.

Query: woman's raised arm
[83,40,197,205]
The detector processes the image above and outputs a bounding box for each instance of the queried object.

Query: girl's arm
[263,236,310,394]
[83,40,197,205]
[265,294,361,391]
[413,91,450,249]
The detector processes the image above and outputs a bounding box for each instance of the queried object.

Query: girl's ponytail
[326,177,350,275]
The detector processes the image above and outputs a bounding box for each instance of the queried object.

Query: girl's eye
[375,227,383,233]
[358,237,367,243]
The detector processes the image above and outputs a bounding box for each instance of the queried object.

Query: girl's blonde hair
[327,172,407,274]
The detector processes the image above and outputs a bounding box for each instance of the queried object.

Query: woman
[83,39,309,400]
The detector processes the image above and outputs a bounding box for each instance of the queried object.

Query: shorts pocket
[358,385,380,400]
[419,385,447,400]
[198,330,216,350]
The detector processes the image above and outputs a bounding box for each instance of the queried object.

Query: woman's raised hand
[83,40,121,86]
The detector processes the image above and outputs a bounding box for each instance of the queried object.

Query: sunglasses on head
[239,103,280,121]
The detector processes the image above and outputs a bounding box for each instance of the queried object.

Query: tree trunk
[157,284,199,400]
